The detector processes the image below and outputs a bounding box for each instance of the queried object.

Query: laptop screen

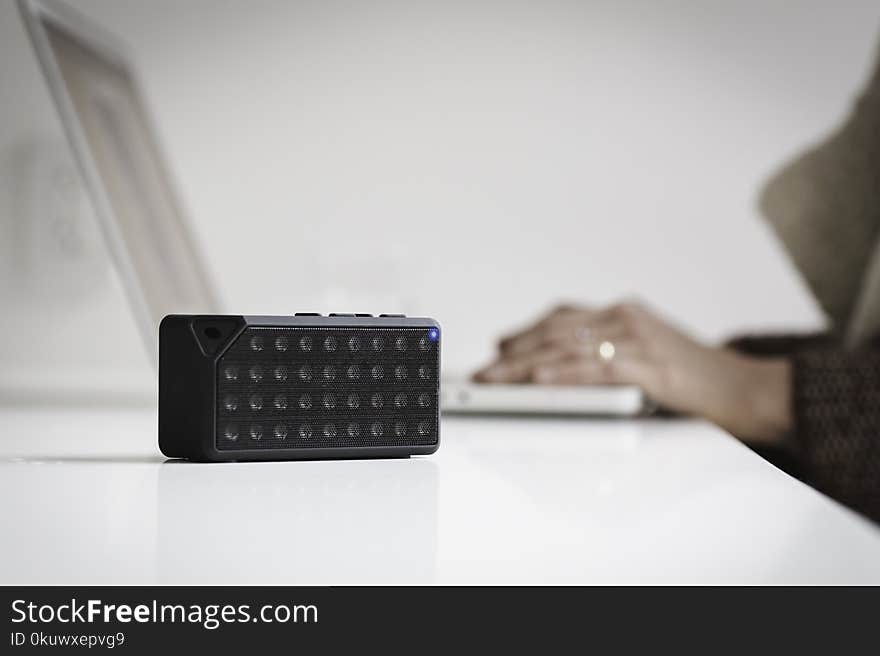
[36,12,218,354]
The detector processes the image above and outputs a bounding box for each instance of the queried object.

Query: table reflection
[156,458,438,584]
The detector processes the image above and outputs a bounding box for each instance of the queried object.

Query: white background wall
[2,0,879,399]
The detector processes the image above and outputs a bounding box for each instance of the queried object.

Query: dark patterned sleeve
[724,332,835,357]
[792,349,880,523]
[726,333,880,522]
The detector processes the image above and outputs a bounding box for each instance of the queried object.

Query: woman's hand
[473,301,793,445]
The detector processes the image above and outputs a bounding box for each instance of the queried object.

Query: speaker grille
[215,327,439,450]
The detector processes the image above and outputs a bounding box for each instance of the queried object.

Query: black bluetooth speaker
[159,314,441,461]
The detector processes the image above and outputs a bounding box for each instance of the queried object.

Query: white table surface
[1,406,878,585]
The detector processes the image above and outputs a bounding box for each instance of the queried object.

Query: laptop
[19,0,645,417]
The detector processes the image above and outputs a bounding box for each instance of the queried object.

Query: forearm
[742,356,793,445]
[710,350,793,446]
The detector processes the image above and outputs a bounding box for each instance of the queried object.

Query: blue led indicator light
[428,329,439,342]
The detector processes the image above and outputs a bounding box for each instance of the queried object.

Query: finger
[470,360,496,382]
[473,346,575,383]
[496,325,634,379]
[531,343,651,386]
[488,308,644,381]
[511,307,639,358]
[480,338,646,384]
[531,358,635,386]
[497,300,648,357]
[500,309,593,356]
[540,320,633,352]
[497,316,556,356]
[498,330,544,357]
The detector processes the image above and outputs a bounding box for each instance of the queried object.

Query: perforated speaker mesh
[215,327,439,450]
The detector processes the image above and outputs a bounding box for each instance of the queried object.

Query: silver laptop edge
[18,0,221,369]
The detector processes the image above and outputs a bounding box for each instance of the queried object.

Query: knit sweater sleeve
[726,332,880,521]
[791,348,880,522]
